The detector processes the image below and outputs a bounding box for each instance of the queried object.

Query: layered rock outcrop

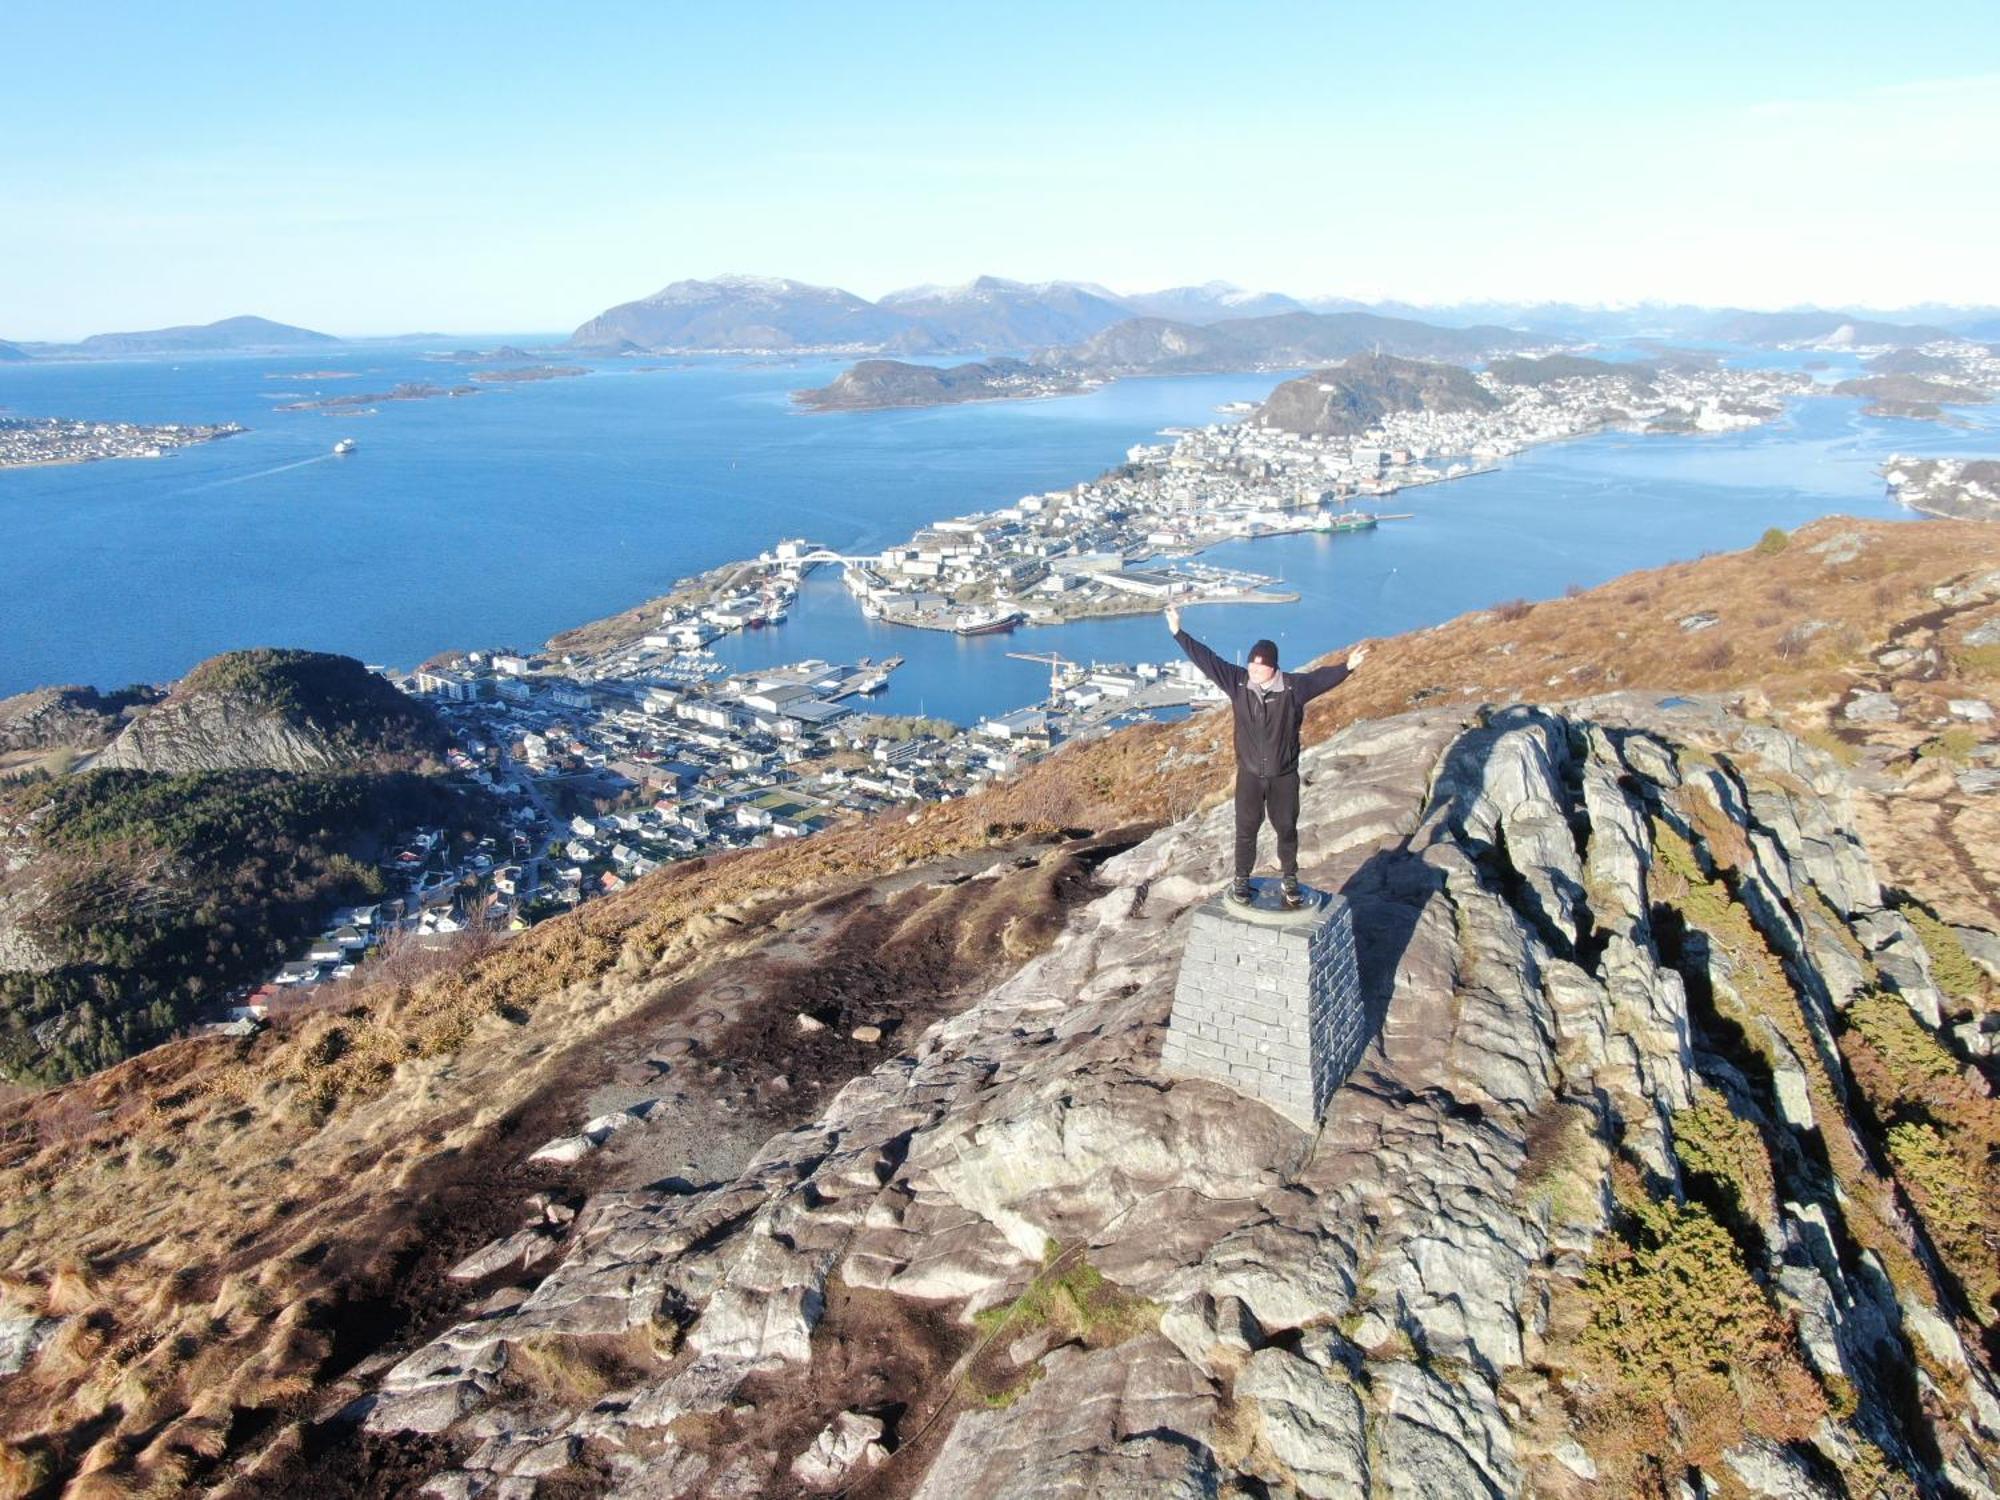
[313,699,2000,1496]
[91,648,446,773]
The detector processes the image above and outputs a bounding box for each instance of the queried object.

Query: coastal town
[214,638,1222,1022]
[117,348,1957,1025]
[0,415,244,469]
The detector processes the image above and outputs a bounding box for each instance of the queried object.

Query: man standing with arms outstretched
[1167,604,1366,908]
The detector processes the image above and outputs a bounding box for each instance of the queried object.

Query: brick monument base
[1160,878,1365,1129]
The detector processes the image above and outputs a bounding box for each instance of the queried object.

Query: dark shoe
[1227,878,1254,907]
[1280,876,1304,908]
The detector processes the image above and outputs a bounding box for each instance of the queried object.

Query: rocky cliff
[0,683,157,759]
[342,696,1997,1499]
[91,647,448,774]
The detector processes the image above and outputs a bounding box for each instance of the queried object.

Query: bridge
[755,546,882,568]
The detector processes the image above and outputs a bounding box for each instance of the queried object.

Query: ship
[953,607,1023,637]
[332,438,357,455]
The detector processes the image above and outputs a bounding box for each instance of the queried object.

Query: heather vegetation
[0,766,481,1081]
[1557,1161,1826,1492]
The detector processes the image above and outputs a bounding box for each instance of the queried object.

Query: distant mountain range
[10,315,339,359]
[570,275,1997,358]
[0,339,29,362]
[1042,309,1534,375]
[876,276,1132,351]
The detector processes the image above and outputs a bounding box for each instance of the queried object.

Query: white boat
[333,438,357,455]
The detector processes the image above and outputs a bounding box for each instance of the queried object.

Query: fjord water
[1,347,1992,724]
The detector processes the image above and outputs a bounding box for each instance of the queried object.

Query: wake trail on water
[175,453,335,494]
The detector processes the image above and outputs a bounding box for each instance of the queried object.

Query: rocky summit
[341,696,1998,1499]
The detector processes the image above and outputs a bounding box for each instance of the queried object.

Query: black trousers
[1233,767,1300,882]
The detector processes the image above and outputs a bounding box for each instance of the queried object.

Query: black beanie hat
[1249,639,1279,667]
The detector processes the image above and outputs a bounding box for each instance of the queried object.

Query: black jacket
[1173,628,1352,777]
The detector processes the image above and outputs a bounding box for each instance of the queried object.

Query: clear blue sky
[4,0,1996,339]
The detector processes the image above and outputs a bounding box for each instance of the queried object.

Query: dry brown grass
[4,516,1999,1490]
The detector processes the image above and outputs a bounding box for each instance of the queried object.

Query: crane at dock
[1007,651,1081,700]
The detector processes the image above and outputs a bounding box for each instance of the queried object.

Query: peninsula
[1883,455,2000,520]
[0,416,246,469]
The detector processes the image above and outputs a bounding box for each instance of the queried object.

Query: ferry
[332,438,357,455]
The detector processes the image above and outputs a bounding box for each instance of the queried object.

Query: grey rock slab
[527,1133,595,1165]
[1722,1438,1841,1499]
[1370,1360,1518,1500]
[911,1336,1219,1500]
[790,1410,888,1489]
[685,1282,822,1364]
[448,1228,561,1282]
[364,1379,486,1436]
[1843,691,1900,723]
[0,1313,56,1377]
[1235,1346,1369,1498]
[1952,923,2000,981]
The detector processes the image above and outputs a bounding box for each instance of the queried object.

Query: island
[276,382,479,411]
[16,314,339,359]
[471,365,589,383]
[0,417,246,470]
[793,357,1096,411]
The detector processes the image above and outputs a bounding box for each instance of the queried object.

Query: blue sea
[3,343,1997,724]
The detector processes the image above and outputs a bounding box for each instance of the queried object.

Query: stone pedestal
[1160,879,1364,1129]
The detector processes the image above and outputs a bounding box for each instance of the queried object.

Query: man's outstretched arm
[1165,605,1243,693]
[1292,644,1368,705]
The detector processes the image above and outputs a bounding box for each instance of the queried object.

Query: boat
[856,672,888,694]
[332,438,357,455]
[954,607,1023,637]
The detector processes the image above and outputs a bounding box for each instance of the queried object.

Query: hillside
[1254,352,1499,436]
[68,315,337,355]
[1486,351,1656,392]
[92,647,450,774]
[1050,308,1533,375]
[2,519,1998,1496]
[0,766,477,1080]
[0,340,27,363]
[0,651,465,1080]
